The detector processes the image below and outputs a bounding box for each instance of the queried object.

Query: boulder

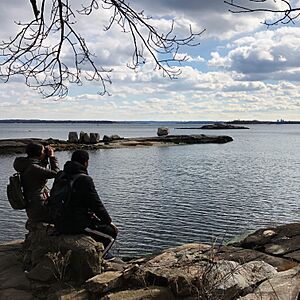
[102,287,175,300]
[239,265,300,300]
[68,132,78,143]
[82,133,90,144]
[90,133,100,144]
[48,288,89,300]
[217,245,298,271]
[79,131,85,143]
[23,223,104,284]
[79,131,91,144]
[207,260,277,299]
[85,271,123,294]
[102,135,122,144]
[157,127,169,136]
[127,244,278,299]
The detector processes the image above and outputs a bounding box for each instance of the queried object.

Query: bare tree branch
[225,0,300,26]
[0,0,205,98]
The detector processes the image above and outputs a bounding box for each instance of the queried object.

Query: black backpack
[47,171,84,224]
[7,172,27,210]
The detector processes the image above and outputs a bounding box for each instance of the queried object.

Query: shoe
[103,252,115,261]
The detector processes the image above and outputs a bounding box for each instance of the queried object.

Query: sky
[0,0,300,121]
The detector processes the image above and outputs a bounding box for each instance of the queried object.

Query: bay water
[0,122,299,257]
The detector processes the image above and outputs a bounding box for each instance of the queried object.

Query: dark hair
[71,150,89,166]
[25,143,44,158]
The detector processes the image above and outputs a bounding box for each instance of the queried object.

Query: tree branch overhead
[0,0,205,98]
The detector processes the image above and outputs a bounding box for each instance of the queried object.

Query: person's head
[25,142,45,159]
[71,150,89,168]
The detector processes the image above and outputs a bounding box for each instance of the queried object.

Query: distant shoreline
[0,119,299,124]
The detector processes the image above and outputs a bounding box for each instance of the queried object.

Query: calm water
[0,123,299,257]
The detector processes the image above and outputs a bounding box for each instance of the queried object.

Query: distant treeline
[0,119,217,125]
[0,119,299,124]
[227,120,300,124]
[0,119,116,124]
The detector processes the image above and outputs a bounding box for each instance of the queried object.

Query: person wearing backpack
[54,149,118,258]
[13,142,59,225]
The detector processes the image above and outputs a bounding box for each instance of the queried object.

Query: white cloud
[0,0,299,120]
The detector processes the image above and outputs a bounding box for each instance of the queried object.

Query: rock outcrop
[0,134,233,154]
[0,222,299,299]
[103,135,122,144]
[200,124,249,130]
[23,223,104,284]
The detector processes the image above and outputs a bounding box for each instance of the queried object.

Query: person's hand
[45,146,55,157]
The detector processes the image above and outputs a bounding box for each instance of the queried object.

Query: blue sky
[0,0,299,121]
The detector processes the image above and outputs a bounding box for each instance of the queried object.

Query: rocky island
[0,133,233,155]
[176,124,249,130]
[200,124,249,130]
[0,222,299,299]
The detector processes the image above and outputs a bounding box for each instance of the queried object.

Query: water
[0,122,299,257]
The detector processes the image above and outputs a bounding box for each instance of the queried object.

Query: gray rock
[218,245,298,272]
[79,131,84,142]
[85,271,123,294]
[90,133,100,144]
[68,132,78,143]
[157,127,169,136]
[82,132,90,144]
[284,249,300,262]
[102,287,175,300]
[48,288,89,300]
[103,135,122,143]
[209,260,277,299]
[264,235,300,256]
[239,265,300,300]
[110,135,121,140]
[23,223,104,284]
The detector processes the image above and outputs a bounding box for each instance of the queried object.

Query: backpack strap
[65,173,87,206]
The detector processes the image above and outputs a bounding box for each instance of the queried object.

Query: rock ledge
[0,222,299,299]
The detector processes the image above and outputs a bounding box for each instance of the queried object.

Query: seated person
[56,150,118,258]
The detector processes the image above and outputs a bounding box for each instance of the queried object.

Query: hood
[63,161,88,176]
[13,157,41,172]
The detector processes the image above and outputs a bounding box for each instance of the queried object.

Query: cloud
[210,27,300,82]
[0,1,299,121]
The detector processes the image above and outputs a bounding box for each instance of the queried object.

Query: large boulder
[90,133,100,144]
[23,223,104,284]
[157,127,169,136]
[79,131,91,144]
[68,132,79,143]
[124,243,278,299]
[240,265,300,300]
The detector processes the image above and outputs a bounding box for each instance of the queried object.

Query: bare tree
[0,0,205,98]
[225,0,300,26]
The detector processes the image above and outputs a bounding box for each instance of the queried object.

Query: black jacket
[57,160,112,233]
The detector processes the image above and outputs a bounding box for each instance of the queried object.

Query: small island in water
[176,123,249,130]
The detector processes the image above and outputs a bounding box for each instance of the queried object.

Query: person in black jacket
[57,150,117,257]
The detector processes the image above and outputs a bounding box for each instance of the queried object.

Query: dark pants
[84,222,118,256]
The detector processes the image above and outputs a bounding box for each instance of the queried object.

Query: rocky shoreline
[0,222,299,299]
[0,134,233,155]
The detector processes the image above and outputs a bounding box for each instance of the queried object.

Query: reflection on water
[0,123,299,257]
